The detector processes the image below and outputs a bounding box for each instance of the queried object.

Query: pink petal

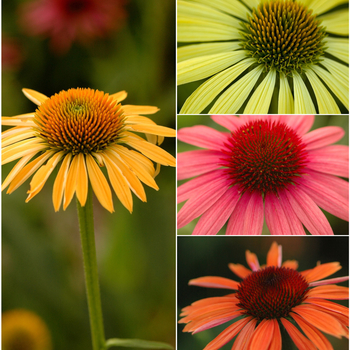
[303,169,349,199]
[211,115,243,131]
[307,155,349,178]
[284,187,334,235]
[192,186,240,235]
[177,175,230,228]
[298,179,348,221]
[226,191,264,235]
[177,150,222,180]
[303,126,345,150]
[177,125,230,151]
[309,276,350,287]
[279,115,315,136]
[239,115,272,123]
[308,145,349,160]
[278,188,306,235]
[265,192,293,235]
[178,169,226,203]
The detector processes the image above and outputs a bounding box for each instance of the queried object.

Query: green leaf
[105,338,174,350]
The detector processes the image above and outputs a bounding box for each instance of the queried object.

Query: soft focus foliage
[2,1,175,349]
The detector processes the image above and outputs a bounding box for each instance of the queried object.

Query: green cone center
[240,0,326,75]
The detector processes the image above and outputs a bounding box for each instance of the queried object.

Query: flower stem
[77,190,106,350]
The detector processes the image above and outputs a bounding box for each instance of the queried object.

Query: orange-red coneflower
[2,88,176,213]
[179,242,349,350]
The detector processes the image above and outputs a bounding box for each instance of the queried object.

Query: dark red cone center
[221,120,308,194]
[236,266,309,320]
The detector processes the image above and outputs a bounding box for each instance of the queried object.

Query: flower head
[2,88,176,213]
[178,0,349,114]
[178,115,348,235]
[20,0,127,53]
[2,309,52,350]
[179,242,349,350]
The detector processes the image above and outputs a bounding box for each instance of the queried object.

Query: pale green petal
[209,65,264,113]
[243,69,276,114]
[293,72,317,114]
[306,0,347,15]
[178,18,241,42]
[278,73,294,114]
[325,38,349,64]
[178,51,246,85]
[178,42,240,62]
[242,0,260,9]
[178,1,241,28]
[321,58,349,86]
[311,65,349,109]
[180,58,256,114]
[305,68,340,114]
[190,0,251,20]
[319,9,349,35]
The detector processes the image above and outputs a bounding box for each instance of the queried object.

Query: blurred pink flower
[19,0,127,53]
[2,37,23,70]
[178,115,349,235]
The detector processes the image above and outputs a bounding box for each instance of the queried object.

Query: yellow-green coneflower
[2,88,176,213]
[178,0,349,114]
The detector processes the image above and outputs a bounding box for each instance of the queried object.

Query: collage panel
[177,0,349,114]
[177,236,349,350]
[177,115,349,236]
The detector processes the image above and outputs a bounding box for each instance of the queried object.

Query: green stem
[77,190,106,350]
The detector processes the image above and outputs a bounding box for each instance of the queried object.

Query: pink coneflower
[179,242,349,350]
[178,115,349,235]
[19,0,127,53]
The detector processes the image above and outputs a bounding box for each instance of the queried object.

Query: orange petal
[282,260,299,270]
[292,304,346,338]
[307,285,349,300]
[281,318,317,350]
[301,262,342,282]
[228,263,252,279]
[291,312,334,350]
[189,276,239,290]
[266,242,282,267]
[231,318,257,350]
[248,319,274,350]
[203,317,251,350]
[267,319,282,350]
[305,298,349,317]
[246,250,260,271]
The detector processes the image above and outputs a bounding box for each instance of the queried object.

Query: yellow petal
[2,130,36,148]
[22,88,49,106]
[125,116,157,125]
[7,151,54,193]
[52,153,72,212]
[110,91,127,103]
[278,72,294,114]
[2,117,36,127]
[102,154,133,212]
[26,151,64,202]
[122,105,159,115]
[2,126,32,139]
[105,150,147,202]
[293,72,317,114]
[75,153,88,207]
[85,154,114,212]
[127,124,176,137]
[123,133,176,166]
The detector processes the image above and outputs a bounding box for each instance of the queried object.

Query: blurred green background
[2,0,176,349]
[177,236,349,350]
[177,115,349,235]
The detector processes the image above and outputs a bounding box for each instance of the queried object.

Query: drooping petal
[231,318,257,350]
[248,319,274,350]
[278,72,294,114]
[293,72,316,114]
[85,154,114,213]
[267,319,282,350]
[304,298,349,317]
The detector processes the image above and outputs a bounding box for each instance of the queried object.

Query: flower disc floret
[34,88,125,155]
[221,120,308,194]
[236,266,309,320]
[240,0,326,75]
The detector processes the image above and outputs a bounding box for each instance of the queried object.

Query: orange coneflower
[2,88,176,213]
[179,242,349,350]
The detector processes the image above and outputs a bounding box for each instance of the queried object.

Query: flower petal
[189,276,239,290]
[231,319,257,350]
[249,319,274,350]
[22,88,49,105]
[266,242,282,267]
[278,72,294,114]
[293,71,316,114]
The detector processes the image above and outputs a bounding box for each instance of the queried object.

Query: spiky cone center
[236,266,309,320]
[240,0,326,75]
[221,120,308,194]
[33,88,125,155]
